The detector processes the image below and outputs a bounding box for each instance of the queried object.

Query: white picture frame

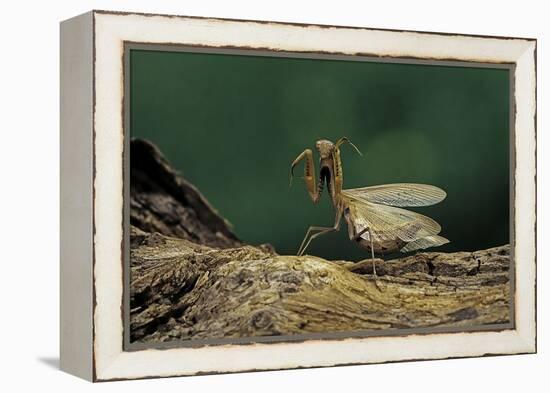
[60,10,536,382]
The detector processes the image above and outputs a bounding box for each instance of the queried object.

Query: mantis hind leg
[368,228,377,277]
[349,226,378,277]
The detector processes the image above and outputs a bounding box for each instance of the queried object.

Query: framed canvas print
[60,10,537,381]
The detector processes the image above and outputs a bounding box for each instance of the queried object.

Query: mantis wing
[400,235,450,252]
[344,195,442,243]
[342,183,446,207]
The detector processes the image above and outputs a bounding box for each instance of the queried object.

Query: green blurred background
[130,49,510,261]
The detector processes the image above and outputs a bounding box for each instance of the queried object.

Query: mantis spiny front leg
[290,149,322,203]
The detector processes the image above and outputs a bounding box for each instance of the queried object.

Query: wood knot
[143,232,166,246]
[250,310,273,329]
[448,307,478,322]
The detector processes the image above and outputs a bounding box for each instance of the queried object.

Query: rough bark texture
[129,139,511,344]
[131,139,242,248]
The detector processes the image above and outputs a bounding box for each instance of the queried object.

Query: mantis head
[315,140,336,159]
[290,137,362,187]
[315,137,363,158]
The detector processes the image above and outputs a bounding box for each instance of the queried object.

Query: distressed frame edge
[59,11,95,381]
[92,8,537,42]
[512,40,537,354]
[90,11,537,382]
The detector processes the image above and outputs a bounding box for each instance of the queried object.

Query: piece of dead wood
[130,138,242,248]
[130,226,510,343]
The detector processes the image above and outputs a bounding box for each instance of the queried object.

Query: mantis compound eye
[315,139,335,158]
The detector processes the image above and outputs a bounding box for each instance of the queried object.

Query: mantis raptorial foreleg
[290,149,320,203]
[297,209,342,256]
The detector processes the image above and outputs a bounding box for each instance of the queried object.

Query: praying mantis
[290,138,449,275]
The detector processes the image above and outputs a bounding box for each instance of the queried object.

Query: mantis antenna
[335,137,363,156]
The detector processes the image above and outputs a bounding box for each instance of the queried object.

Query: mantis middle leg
[297,208,342,256]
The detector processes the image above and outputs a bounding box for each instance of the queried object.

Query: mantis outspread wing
[400,235,450,253]
[342,183,446,207]
[343,195,442,243]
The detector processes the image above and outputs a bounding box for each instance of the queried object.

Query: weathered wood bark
[131,139,242,248]
[129,139,511,344]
